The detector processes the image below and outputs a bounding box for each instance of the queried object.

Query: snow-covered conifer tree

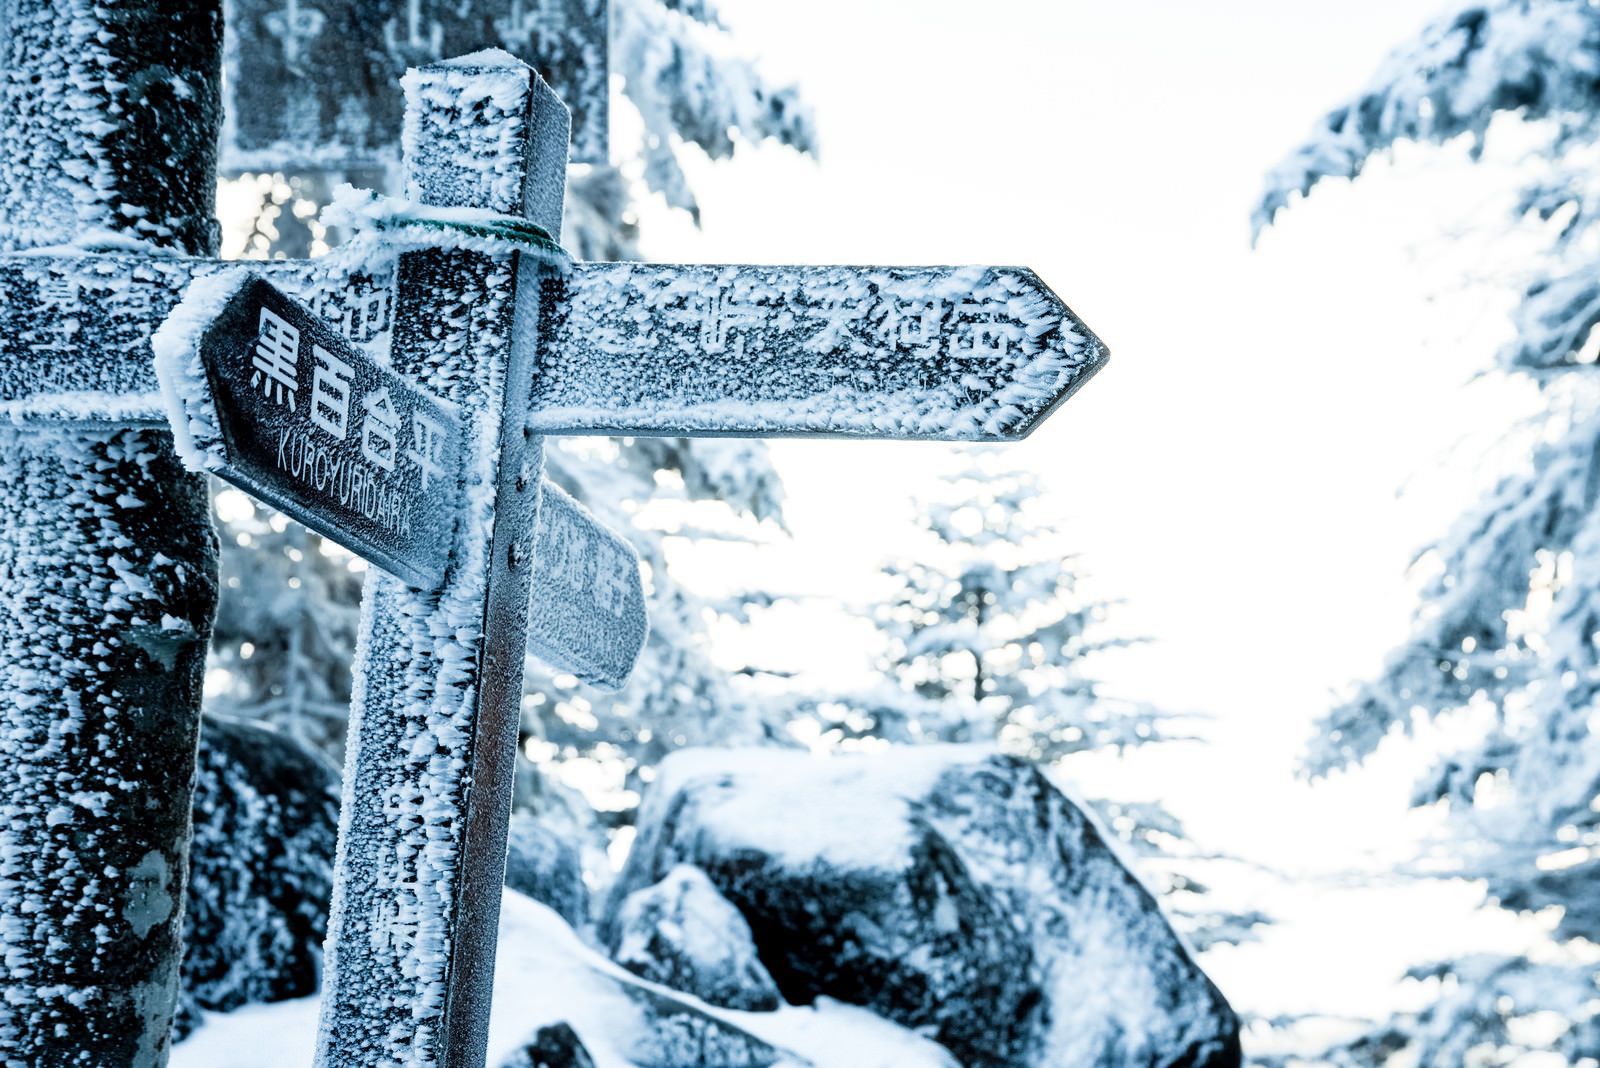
[797,447,1263,951]
[206,493,362,759]
[1255,3,1600,1062]
[832,448,1161,758]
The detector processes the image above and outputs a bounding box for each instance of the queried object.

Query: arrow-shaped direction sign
[156,273,467,588]
[528,481,648,690]
[534,263,1107,440]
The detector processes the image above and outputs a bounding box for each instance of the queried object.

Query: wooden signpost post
[0,13,1107,1068]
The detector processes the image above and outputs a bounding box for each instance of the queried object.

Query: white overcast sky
[629,0,1559,1024]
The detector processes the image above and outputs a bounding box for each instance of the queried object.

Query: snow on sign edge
[151,268,250,474]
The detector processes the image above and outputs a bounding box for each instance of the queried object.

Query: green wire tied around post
[323,184,572,268]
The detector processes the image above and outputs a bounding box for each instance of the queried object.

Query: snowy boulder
[505,814,590,928]
[171,890,960,1068]
[608,864,782,1011]
[492,893,805,1068]
[179,714,339,1032]
[616,983,793,1068]
[502,1022,598,1068]
[604,747,1241,1068]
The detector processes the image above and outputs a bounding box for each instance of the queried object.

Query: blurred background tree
[793,447,1164,758]
[1255,2,1600,1062]
[787,446,1266,952]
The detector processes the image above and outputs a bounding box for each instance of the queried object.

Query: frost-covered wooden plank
[313,55,567,1068]
[224,0,607,168]
[533,263,1109,441]
[0,259,1108,442]
[527,481,647,690]
[155,274,466,589]
[0,4,225,1066]
[0,253,396,424]
[0,254,208,423]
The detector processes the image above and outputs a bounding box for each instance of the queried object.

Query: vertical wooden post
[314,55,569,1068]
[0,2,222,1065]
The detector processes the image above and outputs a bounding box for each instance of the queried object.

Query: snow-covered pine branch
[613,0,815,223]
[1251,1,1600,244]
[1260,2,1600,1063]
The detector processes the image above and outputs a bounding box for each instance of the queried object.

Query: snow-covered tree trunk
[313,57,565,1068]
[0,4,223,1064]
[0,431,217,1067]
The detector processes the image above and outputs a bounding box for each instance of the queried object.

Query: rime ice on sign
[0,255,1111,442]
[528,482,648,690]
[533,264,1108,440]
[156,274,464,589]
[225,0,607,168]
[310,54,570,1068]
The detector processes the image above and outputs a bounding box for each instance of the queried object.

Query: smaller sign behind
[527,483,648,690]
[224,0,608,169]
[200,276,465,588]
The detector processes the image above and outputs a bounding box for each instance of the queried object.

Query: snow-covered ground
[172,890,956,1068]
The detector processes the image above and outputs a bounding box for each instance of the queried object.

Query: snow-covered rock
[488,897,803,1068]
[172,892,956,1068]
[608,864,782,1012]
[502,1022,597,1068]
[607,982,794,1068]
[605,747,1241,1068]
[179,714,339,1033]
[505,814,590,928]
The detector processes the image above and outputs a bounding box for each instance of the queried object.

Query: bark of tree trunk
[0,430,218,1067]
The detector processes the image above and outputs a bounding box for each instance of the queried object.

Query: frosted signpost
[0,16,1106,1068]
[0,16,630,1061]
[153,56,653,1068]
[156,50,1109,1059]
